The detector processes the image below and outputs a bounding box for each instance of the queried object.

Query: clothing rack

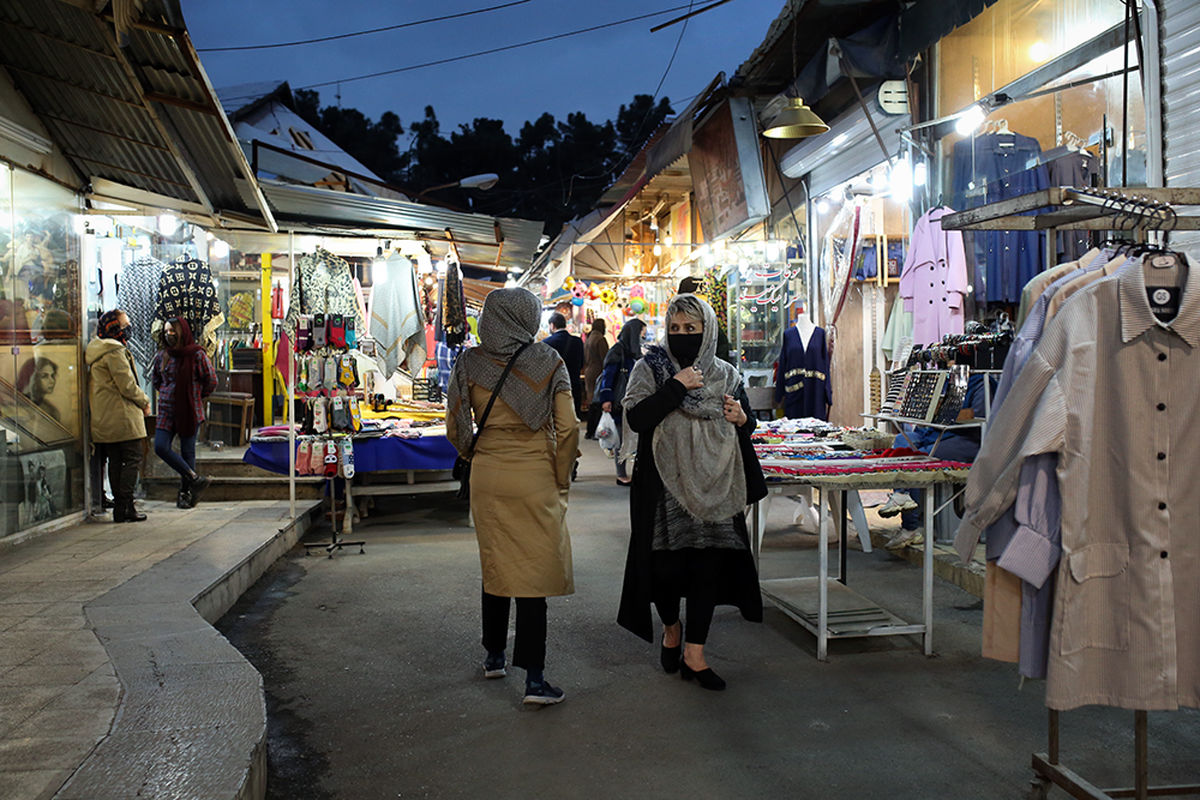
[1029,709,1200,800]
[943,187,1200,800]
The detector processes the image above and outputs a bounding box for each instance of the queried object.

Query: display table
[244,434,457,475]
[244,434,459,541]
[750,457,970,661]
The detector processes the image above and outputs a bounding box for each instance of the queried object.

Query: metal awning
[258,180,544,273]
[0,0,274,229]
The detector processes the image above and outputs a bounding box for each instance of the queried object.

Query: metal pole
[287,231,296,522]
[1136,710,1148,800]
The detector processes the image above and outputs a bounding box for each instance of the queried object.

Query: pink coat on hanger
[900,206,969,346]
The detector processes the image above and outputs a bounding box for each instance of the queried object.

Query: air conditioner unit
[878,81,909,116]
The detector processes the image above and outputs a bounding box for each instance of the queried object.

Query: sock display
[296,440,311,475]
[330,395,350,431]
[329,314,346,349]
[340,438,355,479]
[312,396,328,434]
[345,317,356,348]
[348,395,362,432]
[310,439,327,474]
[296,317,312,352]
[323,440,339,477]
[338,355,357,388]
[312,313,327,348]
[323,356,338,390]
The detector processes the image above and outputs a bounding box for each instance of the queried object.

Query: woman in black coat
[616,294,766,691]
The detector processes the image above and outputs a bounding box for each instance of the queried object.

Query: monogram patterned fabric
[154,256,222,340]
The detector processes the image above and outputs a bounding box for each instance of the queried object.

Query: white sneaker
[885,529,923,550]
[878,492,918,518]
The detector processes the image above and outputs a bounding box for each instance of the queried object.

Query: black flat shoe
[660,641,682,674]
[680,659,726,691]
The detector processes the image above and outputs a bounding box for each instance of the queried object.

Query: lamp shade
[762,97,829,139]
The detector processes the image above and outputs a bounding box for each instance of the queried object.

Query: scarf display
[119,255,164,376]
[443,260,468,347]
[154,256,222,340]
[369,254,426,377]
[623,295,746,522]
[167,317,204,437]
[447,288,570,454]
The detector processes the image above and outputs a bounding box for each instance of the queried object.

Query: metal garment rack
[943,187,1200,800]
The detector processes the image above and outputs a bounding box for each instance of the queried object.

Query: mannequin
[794,302,816,350]
[774,301,832,420]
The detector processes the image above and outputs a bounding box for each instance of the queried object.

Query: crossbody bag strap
[467,340,532,456]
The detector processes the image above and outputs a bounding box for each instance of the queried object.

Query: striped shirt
[957,255,1200,711]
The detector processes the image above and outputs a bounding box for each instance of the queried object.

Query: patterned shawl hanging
[443,259,468,347]
[446,288,570,455]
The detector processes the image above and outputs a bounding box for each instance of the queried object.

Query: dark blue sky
[183,0,785,135]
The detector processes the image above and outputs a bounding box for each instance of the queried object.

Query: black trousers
[584,402,603,438]
[89,443,108,505]
[481,590,547,671]
[651,548,728,645]
[105,439,142,507]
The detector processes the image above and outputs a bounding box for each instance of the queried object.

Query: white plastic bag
[596,411,620,454]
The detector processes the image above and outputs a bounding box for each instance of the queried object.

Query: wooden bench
[204,391,255,446]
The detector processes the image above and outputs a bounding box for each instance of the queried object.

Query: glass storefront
[931,0,1145,306]
[0,163,84,536]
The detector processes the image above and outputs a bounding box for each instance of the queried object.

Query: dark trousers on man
[481,590,547,671]
[105,439,142,510]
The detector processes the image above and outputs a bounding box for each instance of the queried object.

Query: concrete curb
[54,502,320,800]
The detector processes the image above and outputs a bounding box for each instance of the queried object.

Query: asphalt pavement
[218,440,1200,799]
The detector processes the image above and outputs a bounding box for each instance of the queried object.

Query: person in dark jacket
[616,294,766,691]
[151,317,217,508]
[544,312,585,418]
[582,318,609,438]
[596,318,645,485]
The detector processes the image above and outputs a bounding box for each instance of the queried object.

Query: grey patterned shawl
[447,287,571,455]
[622,294,745,522]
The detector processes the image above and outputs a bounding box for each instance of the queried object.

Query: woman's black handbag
[454,342,530,499]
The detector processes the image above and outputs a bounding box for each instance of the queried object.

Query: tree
[293,89,405,181]
[290,90,674,236]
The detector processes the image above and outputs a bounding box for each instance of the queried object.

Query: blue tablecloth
[244,435,458,475]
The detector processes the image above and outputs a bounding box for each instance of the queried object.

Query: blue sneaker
[483,653,507,679]
[522,679,565,705]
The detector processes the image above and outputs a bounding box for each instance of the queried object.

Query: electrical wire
[197,1,532,53]
[299,4,696,89]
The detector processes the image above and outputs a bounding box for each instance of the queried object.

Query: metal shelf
[940,187,1200,231]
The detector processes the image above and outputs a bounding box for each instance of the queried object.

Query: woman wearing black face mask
[151,318,217,508]
[616,294,767,691]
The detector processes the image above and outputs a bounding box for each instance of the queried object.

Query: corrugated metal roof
[259,181,544,272]
[0,0,273,227]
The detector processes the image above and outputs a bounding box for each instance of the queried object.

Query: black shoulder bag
[453,342,531,499]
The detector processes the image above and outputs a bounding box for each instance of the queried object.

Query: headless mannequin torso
[794,308,816,350]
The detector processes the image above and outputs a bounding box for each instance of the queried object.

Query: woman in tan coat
[85,309,151,523]
[446,288,578,706]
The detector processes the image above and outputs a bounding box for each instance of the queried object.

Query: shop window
[932,0,1144,305]
[0,165,84,537]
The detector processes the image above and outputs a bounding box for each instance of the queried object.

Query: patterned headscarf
[622,294,746,522]
[446,288,571,455]
[98,309,128,343]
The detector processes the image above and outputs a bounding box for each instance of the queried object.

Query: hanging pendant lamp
[762,97,829,139]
